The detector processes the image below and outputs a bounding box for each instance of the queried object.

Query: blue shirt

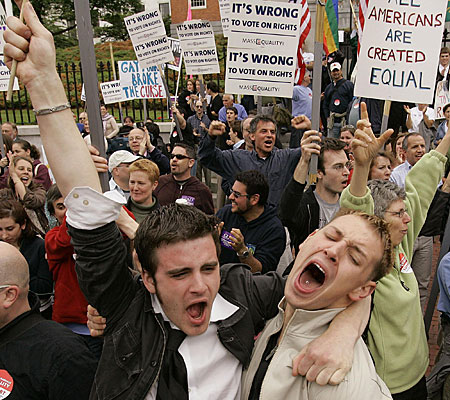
[292,85,312,119]
[438,252,450,316]
[218,103,248,122]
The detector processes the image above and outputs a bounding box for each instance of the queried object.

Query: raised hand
[300,130,321,164]
[291,115,312,131]
[351,102,393,168]
[4,1,57,89]
[208,121,226,137]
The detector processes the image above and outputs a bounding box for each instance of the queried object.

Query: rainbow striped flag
[323,0,339,54]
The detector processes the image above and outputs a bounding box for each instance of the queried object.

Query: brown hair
[129,158,160,183]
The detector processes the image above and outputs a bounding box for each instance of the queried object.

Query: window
[191,0,206,9]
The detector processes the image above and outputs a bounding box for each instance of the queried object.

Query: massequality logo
[242,38,285,46]
[238,84,279,92]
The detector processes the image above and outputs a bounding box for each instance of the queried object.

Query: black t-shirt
[207,94,222,121]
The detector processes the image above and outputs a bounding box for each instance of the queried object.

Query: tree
[29,0,144,47]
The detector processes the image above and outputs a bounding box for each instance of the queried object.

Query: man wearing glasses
[216,170,286,273]
[280,133,350,253]
[154,143,214,214]
[0,242,97,399]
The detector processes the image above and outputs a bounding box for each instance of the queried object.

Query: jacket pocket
[95,323,143,400]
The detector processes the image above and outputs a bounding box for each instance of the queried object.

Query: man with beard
[216,170,286,273]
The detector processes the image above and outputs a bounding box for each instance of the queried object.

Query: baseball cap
[108,150,140,172]
[330,62,341,71]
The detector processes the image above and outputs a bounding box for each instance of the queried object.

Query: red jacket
[45,217,88,324]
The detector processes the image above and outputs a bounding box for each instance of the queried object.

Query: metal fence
[1,46,227,126]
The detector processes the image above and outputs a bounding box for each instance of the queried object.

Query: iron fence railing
[1,45,227,125]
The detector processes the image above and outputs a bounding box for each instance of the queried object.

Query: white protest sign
[167,38,183,71]
[228,0,300,55]
[119,61,166,100]
[0,3,7,56]
[225,0,300,98]
[354,0,447,104]
[100,80,124,104]
[219,0,230,37]
[434,80,450,119]
[225,49,295,97]
[176,20,220,75]
[81,84,86,102]
[0,62,19,92]
[124,9,174,68]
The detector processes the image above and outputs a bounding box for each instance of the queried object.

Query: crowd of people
[2,3,450,400]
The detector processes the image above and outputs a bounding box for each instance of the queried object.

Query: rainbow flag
[323,0,339,54]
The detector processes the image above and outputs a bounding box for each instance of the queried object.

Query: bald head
[0,242,29,289]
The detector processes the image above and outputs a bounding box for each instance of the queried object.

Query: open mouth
[297,263,326,293]
[20,177,30,184]
[186,301,206,323]
[264,140,273,146]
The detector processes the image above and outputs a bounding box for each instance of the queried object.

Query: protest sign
[81,84,86,101]
[219,0,230,37]
[124,8,174,68]
[119,60,166,100]
[225,0,300,97]
[228,0,300,54]
[100,80,124,104]
[176,20,220,75]
[0,61,18,92]
[435,80,450,119]
[167,38,183,71]
[0,3,7,56]
[354,0,447,104]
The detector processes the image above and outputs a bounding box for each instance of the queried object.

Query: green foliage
[30,0,143,48]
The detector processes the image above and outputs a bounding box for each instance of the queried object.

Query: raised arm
[348,103,393,197]
[4,2,101,198]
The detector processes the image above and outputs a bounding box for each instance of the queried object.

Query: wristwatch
[237,247,250,258]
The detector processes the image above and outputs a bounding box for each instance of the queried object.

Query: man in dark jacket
[322,62,354,139]
[0,242,97,400]
[3,9,376,399]
[216,170,286,273]
[198,115,310,206]
[279,133,349,252]
[154,143,214,214]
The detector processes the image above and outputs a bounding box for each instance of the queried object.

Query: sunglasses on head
[170,154,190,160]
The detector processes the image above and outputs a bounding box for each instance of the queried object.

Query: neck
[134,196,155,207]
[315,183,340,204]
[279,302,295,344]
[173,171,191,181]
[0,298,31,330]
[242,204,264,222]
[245,142,254,151]
[114,177,129,191]
[256,148,270,158]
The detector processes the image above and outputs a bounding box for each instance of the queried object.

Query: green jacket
[340,150,447,394]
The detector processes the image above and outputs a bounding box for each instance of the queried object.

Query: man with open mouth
[4,7,378,399]
[241,209,394,399]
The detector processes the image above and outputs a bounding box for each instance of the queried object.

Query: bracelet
[33,102,71,116]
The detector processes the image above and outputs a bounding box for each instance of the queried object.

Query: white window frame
[191,0,207,10]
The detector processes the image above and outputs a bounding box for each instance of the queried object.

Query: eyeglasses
[170,154,190,160]
[195,105,203,108]
[327,161,352,172]
[385,209,408,218]
[230,189,250,199]
[0,284,13,291]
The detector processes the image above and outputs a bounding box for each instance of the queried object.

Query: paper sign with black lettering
[354,0,447,104]
[176,20,220,75]
[228,0,300,54]
[167,38,183,71]
[219,0,231,37]
[434,80,450,119]
[100,80,124,104]
[225,48,295,97]
[0,62,18,92]
[119,61,166,100]
[124,8,174,68]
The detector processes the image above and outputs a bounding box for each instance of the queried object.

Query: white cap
[303,52,314,63]
[330,62,342,71]
[108,150,140,172]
